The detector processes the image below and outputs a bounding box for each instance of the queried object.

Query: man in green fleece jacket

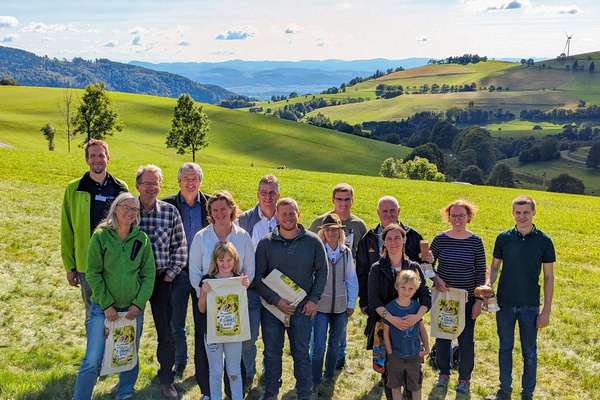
[60,139,128,330]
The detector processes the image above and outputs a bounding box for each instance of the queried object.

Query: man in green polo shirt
[485,195,555,400]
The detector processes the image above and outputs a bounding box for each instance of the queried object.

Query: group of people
[62,139,555,400]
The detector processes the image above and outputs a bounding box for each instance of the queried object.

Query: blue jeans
[436,298,476,382]
[204,335,243,400]
[496,305,539,397]
[242,287,261,379]
[311,311,346,384]
[337,315,348,361]
[171,269,194,366]
[73,303,144,400]
[261,304,313,400]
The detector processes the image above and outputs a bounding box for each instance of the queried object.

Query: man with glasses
[161,163,210,382]
[136,164,187,399]
[238,174,280,387]
[61,139,128,330]
[308,183,367,373]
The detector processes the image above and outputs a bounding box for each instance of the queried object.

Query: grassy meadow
[1,139,600,399]
[255,54,600,126]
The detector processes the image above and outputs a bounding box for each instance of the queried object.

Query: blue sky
[1,0,598,63]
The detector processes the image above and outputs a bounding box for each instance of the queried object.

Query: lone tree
[548,173,585,194]
[586,141,600,169]
[73,82,124,143]
[166,94,210,162]
[459,165,484,185]
[41,122,56,151]
[488,163,515,187]
[57,89,76,152]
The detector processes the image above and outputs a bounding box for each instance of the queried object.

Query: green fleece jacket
[86,226,156,310]
[60,174,128,274]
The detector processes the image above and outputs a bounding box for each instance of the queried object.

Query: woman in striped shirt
[430,199,486,394]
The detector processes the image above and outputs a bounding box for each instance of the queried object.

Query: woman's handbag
[372,320,387,374]
[100,312,138,376]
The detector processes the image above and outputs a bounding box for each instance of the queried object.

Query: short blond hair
[276,197,299,213]
[333,183,353,197]
[395,269,421,289]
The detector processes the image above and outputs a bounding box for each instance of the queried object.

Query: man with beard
[61,139,128,330]
[255,198,328,400]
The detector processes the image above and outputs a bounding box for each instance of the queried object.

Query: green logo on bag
[437,299,460,334]
[215,294,240,336]
[111,325,136,367]
[280,273,302,293]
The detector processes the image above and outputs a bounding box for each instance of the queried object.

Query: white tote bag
[260,269,307,326]
[430,287,468,340]
[206,277,251,344]
[100,312,138,376]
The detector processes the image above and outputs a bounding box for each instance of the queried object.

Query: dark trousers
[192,291,246,397]
[150,278,176,384]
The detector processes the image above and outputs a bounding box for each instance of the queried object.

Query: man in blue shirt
[485,195,555,400]
[162,163,210,383]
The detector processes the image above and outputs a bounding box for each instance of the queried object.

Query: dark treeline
[520,105,600,121]
[217,95,256,109]
[427,54,488,65]
[0,45,233,103]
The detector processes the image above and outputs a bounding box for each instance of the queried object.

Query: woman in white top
[188,190,255,399]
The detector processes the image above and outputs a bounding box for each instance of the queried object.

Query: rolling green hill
[1,114,600,399]
[257,53,600,127]
[0,86,409,176]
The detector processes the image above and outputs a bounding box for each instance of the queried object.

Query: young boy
[383,270,430,400]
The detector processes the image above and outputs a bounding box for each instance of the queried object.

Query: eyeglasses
[333,197,353,202]
[259,190,278,198]
[450,214,467,219]
[119,205,140,214]
[139,181,161,188]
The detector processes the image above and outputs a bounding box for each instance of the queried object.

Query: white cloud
[0,15,18,28]
[416,35,428,42]
[461,0,532,13]
[20,21,77,33]
[333,3,355,10]
[215,25,257,40]
[526,5,580,15]
[285,23,303,34]
[1,33,19,42]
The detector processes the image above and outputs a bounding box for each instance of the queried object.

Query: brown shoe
[160,383,179,399]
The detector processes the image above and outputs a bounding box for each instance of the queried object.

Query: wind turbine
[564,31,574,57]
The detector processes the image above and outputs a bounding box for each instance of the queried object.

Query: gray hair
[377,195,399,210]
[258,174,279,193]
[97,192,140,231]
[136,164,163,184]
[177,162,203,182]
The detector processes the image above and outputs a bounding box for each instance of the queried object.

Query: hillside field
[255,54,600,126]
[0,86,409,177]
[1,101,600,399]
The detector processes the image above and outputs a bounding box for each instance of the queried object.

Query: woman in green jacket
[73,192,156,400]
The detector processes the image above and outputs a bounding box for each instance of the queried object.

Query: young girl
[198,241,250,400]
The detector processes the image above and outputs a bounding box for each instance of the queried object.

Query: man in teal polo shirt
[485,195,555,400]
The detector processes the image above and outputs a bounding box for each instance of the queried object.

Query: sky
[1,0,598,64]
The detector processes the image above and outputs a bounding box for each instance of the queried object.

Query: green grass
[2,146,600,399]
[502,156,600,196]
[0,86,409,176]
[1,87,600,399]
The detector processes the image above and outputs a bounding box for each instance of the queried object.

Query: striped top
[430,232,486,296]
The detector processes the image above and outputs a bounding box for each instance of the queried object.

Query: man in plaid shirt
[136,164,188,399]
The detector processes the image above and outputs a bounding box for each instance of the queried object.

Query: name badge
[95,194,107,202]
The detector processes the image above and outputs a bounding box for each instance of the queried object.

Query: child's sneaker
[435,374,449,387]
[456,380,470,393]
